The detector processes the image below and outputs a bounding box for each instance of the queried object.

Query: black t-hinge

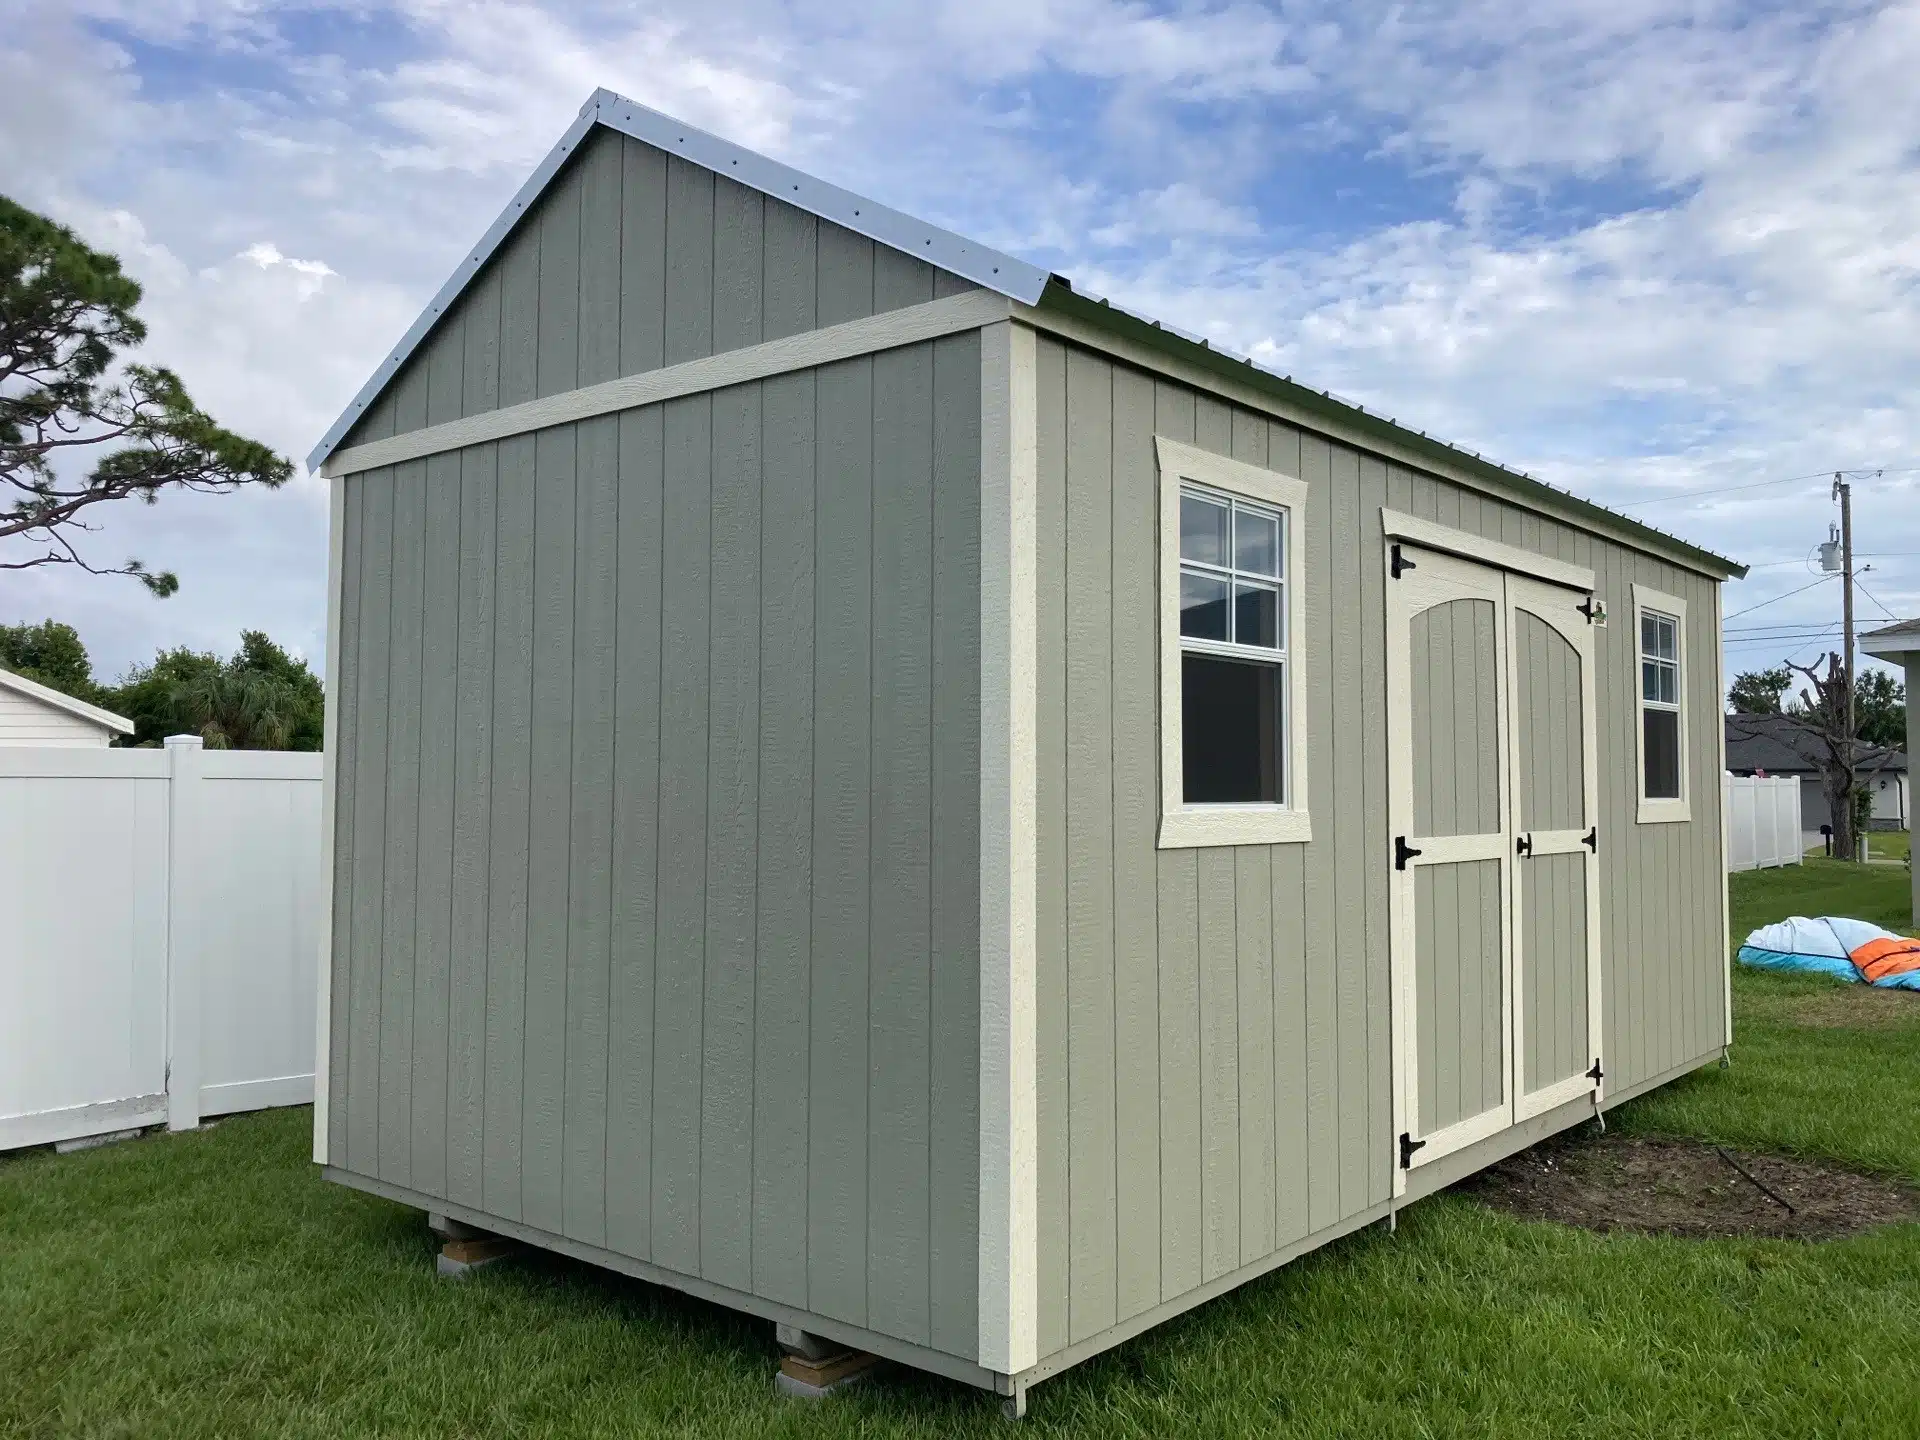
[1399,1131,1427,1168]
[1583,825,1598,852]
[1395,835,1423,871]
[1587,1058,1605,1085]
[1391,543,1418,579]
[1578,594,1601,624]
[1516,832,1533,858]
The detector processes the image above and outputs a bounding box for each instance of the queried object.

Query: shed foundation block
[436,1235,517,1279]
[773,1341,881,1399]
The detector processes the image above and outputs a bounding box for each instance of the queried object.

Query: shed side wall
[0,688,112,747]
[343,126,977,451]
[1030,332,1726,1361]
[327,334,983,1360]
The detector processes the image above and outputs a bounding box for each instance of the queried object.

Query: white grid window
[1634,589,1688,817]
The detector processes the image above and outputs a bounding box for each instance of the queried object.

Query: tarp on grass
[1738,916,1920,989]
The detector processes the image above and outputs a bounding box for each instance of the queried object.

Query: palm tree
[168,667,302,750]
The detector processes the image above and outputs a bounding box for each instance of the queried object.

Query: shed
[310,89,1746,1414]
[0,667,133,747]
[1725,711,1909,833]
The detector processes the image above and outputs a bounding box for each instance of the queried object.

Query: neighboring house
[306,88,1744,1416]
[1862,619,1920,924]
[0,667,133,748]
[1724,711,1909,831]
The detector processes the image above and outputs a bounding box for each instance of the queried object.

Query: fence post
[165,735,204,1133]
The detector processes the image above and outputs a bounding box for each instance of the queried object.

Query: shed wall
[0,687,112,747]
[326,332,984,1359]
[343,126,976,451]
[1030,332,1726,1361]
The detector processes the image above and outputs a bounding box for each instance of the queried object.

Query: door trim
[1385,543,1515,1194]
[1505,574,1605,1120]
[1381,509,1595,593]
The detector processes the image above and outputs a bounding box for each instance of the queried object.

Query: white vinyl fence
[1726,773,1803,873]
[0,736,322,1150]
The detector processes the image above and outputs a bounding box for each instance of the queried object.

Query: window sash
[1179,485,1286,658]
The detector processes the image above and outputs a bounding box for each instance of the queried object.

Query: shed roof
[0,667,134,736]
[310,87,1745,580]
[1725,711,1906,775]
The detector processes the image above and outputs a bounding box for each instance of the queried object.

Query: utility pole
[1835,472,1856,857]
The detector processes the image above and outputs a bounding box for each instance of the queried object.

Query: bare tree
[1731,652,1900,862]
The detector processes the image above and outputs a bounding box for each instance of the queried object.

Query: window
[1633,584,1689,822]
[1157,437,1310,847]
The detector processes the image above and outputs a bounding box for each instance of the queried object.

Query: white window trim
[1156,435,1311,848]
[1633,582,1690,823]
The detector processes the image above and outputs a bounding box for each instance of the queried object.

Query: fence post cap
[162,734,205,751]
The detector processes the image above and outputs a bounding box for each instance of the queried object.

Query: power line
[1722,573,1836,621]
[1854,576,1906,622]
[1616,465,1920,510]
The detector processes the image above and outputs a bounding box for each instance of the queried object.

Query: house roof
[1725,711,1906,775]
[0,666,134,735]
[1861,618,1920,659]
[309,87,1746,581]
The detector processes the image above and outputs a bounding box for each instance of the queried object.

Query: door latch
[1394,835,1423,871]
[1390,543,1418,579]
[1582,826,1598,852]
[1399,1131,1427,1168]
[1515,832,1533,858]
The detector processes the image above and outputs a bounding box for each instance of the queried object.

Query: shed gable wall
[0,686,112,747]
[326,332,984,1360]
[1030,332,1727,1363]
[342,125,978,452]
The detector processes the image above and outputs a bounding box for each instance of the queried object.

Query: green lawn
[5,862,1919,1438]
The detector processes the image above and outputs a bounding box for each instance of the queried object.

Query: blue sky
[2,0,1916,684]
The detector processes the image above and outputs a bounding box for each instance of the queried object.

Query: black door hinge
[1586,1058,1604,1085]
[1395,835,1423,871]
[1399,1131,1427,1169]
[1515,832,1533,858]
[1578,594,1601,624]
[1582,825,1598,852]
[1391,543,1417,579]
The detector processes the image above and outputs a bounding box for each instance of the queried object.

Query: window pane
[1180,493,1230,567]
[1235,507,1280,577]
[1642,660,1661,703]
[1656,615,1677,661]
[1180,569,1230,641]
[1641,613,1659,657]
[1234,581,1280,649]
[1643,707,1681,799]
[1183,654,1284,804]
[1658,663,1677,706]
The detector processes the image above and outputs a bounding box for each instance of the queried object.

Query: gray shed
[310,88,1747,1414]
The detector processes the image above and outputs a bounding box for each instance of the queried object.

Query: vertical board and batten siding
[327,324,985,1357]
[339,125,975,453]
[1031,332,1726,1366]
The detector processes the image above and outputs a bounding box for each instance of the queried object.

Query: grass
[4,862,1919,1438]
[1804,830,1910,864]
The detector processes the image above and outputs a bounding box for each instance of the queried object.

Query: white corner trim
[312,474,344,1166]
[978,320,1039,1374]
[1380,509,1596,593]
[1155,436,1311,850]
[323,289,1012,478]
[1633,582,1692,824]
[0,665,134,735]
[1715,582,1732,1048]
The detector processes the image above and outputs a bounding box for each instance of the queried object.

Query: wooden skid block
[436,1236,517,1279]
[774,1349,881,1399]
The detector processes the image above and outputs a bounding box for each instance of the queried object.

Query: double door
[1386,542,1602,1189]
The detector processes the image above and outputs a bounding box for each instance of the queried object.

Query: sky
[2,0,1917,689]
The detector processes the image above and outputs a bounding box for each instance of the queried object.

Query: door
[1385,546,1515,1182]
[1386,542,1604,1190]
[1506,575,1603,1118]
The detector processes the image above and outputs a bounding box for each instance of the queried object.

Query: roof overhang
[1861,620,1920,661]
[0,667,134,735]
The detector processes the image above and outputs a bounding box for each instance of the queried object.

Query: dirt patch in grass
[1463,1133,1920,1240]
